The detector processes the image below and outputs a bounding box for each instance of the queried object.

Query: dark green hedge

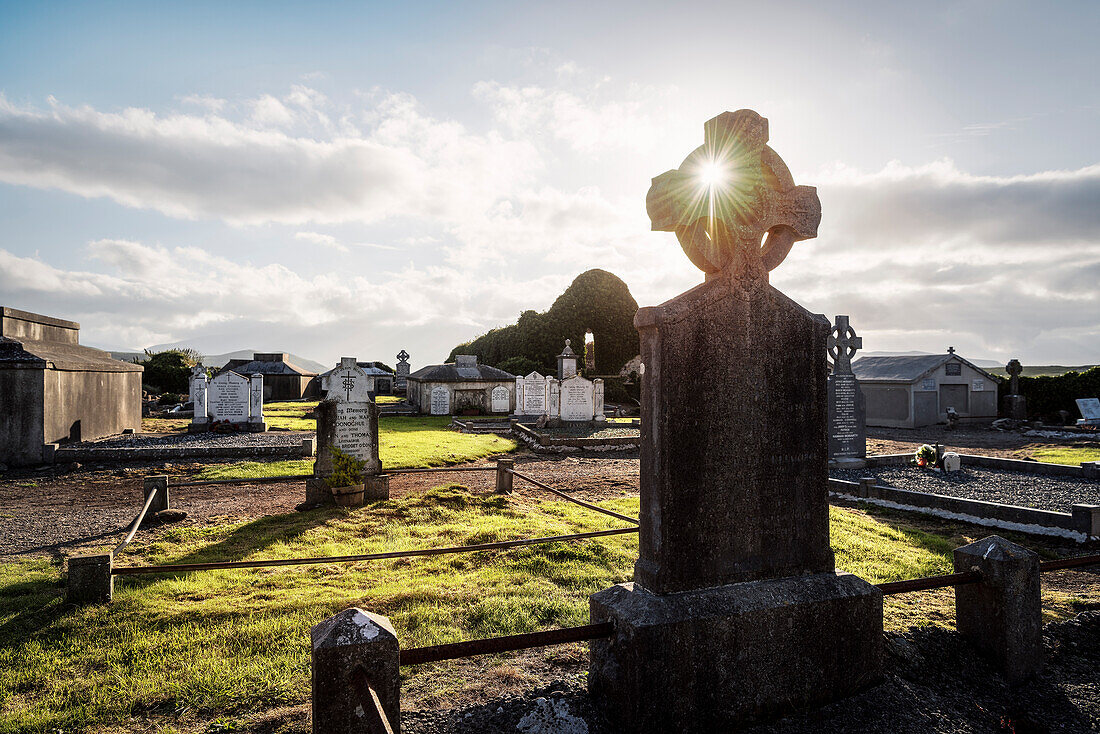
[1015,366,1100,421]
[136,349,199,394]
[448,269,640,377]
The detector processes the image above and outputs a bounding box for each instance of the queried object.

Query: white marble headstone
[520,371,548,415]
[430,385,450,415]
[491,385,510,413]
[190,366,208,424]
[560,375,595,422]
[1077,398,1100,423]
[249,374,264,421]
[208,371,250,422]
[330,357,374,402]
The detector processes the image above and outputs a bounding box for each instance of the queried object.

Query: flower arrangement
[915,444,937,467]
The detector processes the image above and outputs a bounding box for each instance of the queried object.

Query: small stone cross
[827,315,862,374]
[948,346,956,354]
[396,349,409,363]
[646,109,822,278]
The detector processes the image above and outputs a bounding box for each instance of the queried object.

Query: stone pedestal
[67,553,113,604]
[312,608,400,734]
[1002,394,1027,421]
[953,536,1041,684]
[590,574,883,731]
[633,273,834,592]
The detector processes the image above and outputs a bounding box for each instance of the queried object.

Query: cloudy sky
[1,1,1097,368]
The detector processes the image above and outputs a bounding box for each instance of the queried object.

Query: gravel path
[831,465,1100,513]
[401,612,1100,733]
[71,430,308,449]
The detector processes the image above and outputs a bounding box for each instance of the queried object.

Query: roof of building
[851,354,997,382]
[408,361,515,383]
[218,356,317,377]
[0,336,144,373]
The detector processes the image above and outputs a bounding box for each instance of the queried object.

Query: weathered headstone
[557,339,579,380]
[193,370,265,431]
[516,371,549,416]
[189,365,208,427]
[307,357,385,504]
[560,375,596,422]
[491,385,510,413]
[1076,397,1100,426]
[589,110,881,731]
[430,385,450,415]
[395,349,410,392]
[827,315,866,466]
[594,379,605,422]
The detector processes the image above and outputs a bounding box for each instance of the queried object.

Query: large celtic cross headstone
[589,110,881,731]
[828,315,862,375]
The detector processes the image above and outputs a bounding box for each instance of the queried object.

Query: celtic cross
[828,315,862,375]
[646,109,821,279]
[397,350,409,363]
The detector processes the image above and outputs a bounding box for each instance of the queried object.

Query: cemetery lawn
[1028,446,1100,465]
[2,491,1095,732]
[193,417,516,480]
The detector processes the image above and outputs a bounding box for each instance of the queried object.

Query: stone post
[190,365,209,430]
[1071,504,1100,539]
[249,374,267,432]
[302,437,317,457]
[143,475,170,514]
[1081,462,1100,480]
[858,476,876,498]
[312,608,400,734]
[67,553,113,604]
[953,535,1042,684]
[495,458,514,494]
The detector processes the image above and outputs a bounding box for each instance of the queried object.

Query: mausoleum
[217,352,319,401]
[406,355,515,415]
[852,349,999,428]
[0,307,143,465]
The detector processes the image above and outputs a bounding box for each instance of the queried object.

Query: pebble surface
[831,465,1100,513]
[70,431,306,449]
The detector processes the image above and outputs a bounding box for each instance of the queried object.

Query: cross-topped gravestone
[646,109,821,279]
[828,315,862,375]
[395,350,410,392]
[590,110,881,731]
[828,315,866,464]
[1003,358,1027,420]
[1006,359,1023,395]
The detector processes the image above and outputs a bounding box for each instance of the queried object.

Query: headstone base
[246,421,267,433]
[305,475,390,505]
[829,457,867,469]
[589,572,882,731]
[1003,395,1027,421]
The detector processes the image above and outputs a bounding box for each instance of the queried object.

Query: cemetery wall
[0,367,45,465]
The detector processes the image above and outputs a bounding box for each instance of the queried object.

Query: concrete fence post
[1071,504,1100,539]
[364,474,390,501]
[302,437,317,457]
[495,458,515,494]
[312,607,400,734]
[67,553,113,604]
[858,477,875,499]
[1081,462,1100,480]
[953,535,1042,684]
[143,475,170,513]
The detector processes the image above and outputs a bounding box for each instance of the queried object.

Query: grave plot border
[865,452,1096,478]
[51,437,316,464]
[511,421,640,453]
[830,477,1100,542]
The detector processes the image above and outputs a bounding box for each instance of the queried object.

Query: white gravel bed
[830,465,1100,514]
[73,431,309,449]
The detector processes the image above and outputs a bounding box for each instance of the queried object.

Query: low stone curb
[829,477,1099,542]
[53,442,313,463]
[865,452,1096,479]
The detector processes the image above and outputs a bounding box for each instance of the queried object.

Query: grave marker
[589,110,881,731]
[192,369,266,431]
[557,339,579,380]
[395,349,410,391]
[560,375,596,422]
[491,385,510,413]
[430,386,450,415]
[516,371,549,416]
[190,365,208,426]
[1078,397,1100,426]
[827,315,866,465]
[1002,359,1027,420]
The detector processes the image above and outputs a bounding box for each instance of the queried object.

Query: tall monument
[828,315,867,465]
[589,110,882,730]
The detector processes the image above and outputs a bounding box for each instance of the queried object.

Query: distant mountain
[858,351,1002,368]
[109,348,329,374]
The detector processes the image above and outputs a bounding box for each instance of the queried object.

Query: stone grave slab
[209,371,250,423]
[491,385,510,413]
[430,385,450,415]
[560,375,595,422]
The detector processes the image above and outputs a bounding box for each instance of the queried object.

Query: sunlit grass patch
[1028,446,1100,465]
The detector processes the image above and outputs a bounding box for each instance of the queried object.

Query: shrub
[138,349,201,394]
[325,446,367,488]
[1016,366,1100,422]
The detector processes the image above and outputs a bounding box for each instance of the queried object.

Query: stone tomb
[589,110,881,731]
[306,357,387,504]
[827,315,867,466]
[191,369,266,431]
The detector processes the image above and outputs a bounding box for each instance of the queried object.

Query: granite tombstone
[827,315,866,466]
[395,349,410,392]
[589,110,882,731]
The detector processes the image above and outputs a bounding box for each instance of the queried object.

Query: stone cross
[827,315,862,375]
[396,349,409,364]
[948,346,956,354]
[1006,359,1023,395]
[646,109,821,279]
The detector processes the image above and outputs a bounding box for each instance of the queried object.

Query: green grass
[3,495,1089,731]
[1028,446,1100,465]
[194,417,516,480]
